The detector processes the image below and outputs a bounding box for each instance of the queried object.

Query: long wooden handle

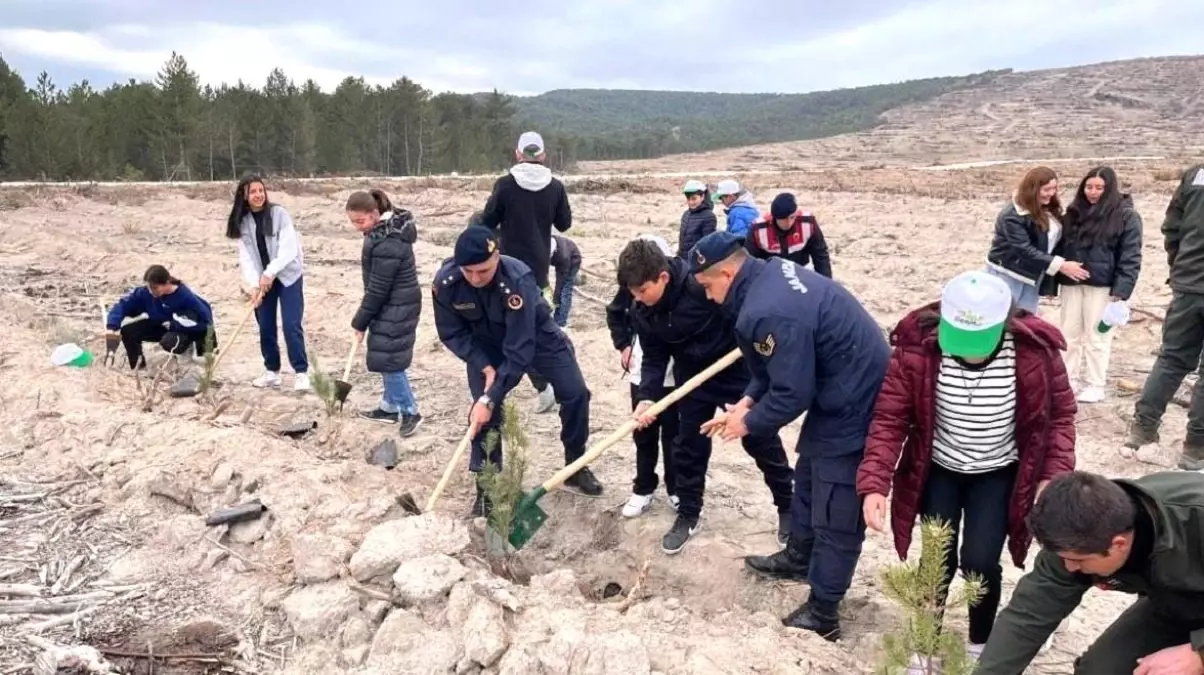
[208,305,256,376]
[539,347,743,492]
[425,425,477,512]
[342,338,360,380]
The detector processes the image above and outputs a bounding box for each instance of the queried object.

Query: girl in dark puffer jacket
[676,180,717,257]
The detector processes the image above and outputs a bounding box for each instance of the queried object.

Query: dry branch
[0,583,45,597]
[617,559,652,614]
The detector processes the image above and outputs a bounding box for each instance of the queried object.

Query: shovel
[333,338,360,408]
[206,304,256,378]
[507,347,743,550]
[395,425,475,515]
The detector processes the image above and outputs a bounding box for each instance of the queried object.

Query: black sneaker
[745,537,811,581]
[662,515,700,555]
[359,408,399,424]
[469,482,493,519]
[783,597,841,642]
[399,413,423,437]
[563,467,603,497]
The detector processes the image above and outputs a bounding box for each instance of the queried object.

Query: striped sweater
[932,334,1019,473]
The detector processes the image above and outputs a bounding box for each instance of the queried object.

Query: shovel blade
[507,488,548,550]
[333,380,352,403]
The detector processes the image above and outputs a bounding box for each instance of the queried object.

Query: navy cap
[454,226,500,266]
[771,192,797,220]
[687,231,744,274]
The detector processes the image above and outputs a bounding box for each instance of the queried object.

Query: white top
[626,336,675,387]
[236,204,305,288]
[931,334,1019,473]
[1046,214,1062,254]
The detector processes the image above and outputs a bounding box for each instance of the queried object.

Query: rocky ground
[0,159,1194,674]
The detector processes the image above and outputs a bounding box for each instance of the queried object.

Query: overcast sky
[0,0,1199,95]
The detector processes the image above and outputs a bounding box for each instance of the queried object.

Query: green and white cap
[938,270,1011,358]
[682,179,706,194]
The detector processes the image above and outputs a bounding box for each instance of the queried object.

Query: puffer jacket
[1057,194,1143,299]
[986,201,1061,296]
[677,196,717,257]
[352,209,422,373]
[855,303,1077,568]
[722,192,759,237]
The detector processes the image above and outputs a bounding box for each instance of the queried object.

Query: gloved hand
[172,313,198,329]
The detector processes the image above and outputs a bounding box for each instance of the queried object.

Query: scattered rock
[348,513,469,581]
[460,596,509,668]
[569,631,651,675]
[228,512,272,544]
[341,645,369,668]
[367,439,398,468]
[529,570,580,599]
[292,533,355,584]
[392,554,467,605]
[279,420,317,438]
[199,548,228,570]
[209,463,235,489]
[148,475,195,510]
[366,609,458,672]
[362,599,391,625]
[168,372,202,398]
[281,582,360,641]
[340,616,373,648]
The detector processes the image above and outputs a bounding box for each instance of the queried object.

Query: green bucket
[51,343,94,368]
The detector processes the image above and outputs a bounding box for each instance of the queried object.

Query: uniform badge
[754,334,776,356]
[695,250,705,265]
[506,294,524,310]
[487,238,497,253]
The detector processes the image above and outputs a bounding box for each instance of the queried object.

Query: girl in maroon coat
[856,270,1076,662]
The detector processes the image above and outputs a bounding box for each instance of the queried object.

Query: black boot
[744,536,811,580]
[776,512,791,548]
[469,482,493,519]
[783,596,841,642]
[563,466,603,496]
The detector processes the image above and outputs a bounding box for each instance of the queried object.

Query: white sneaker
[253,371,282,388]
[293,373,311,392]
[622,493,654,518]
[667,495,680,511]
[533,385,557,414]
[1077,386,1105,403]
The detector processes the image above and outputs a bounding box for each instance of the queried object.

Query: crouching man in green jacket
[975,471,1204,675]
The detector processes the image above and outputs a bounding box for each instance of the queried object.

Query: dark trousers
[631,383,678,496]
[920,462,1015,645]
[119,319,212,369]
[1134,291,1204,442]
[468,343,590,472]
[255,277,308,374]
[552,263,579,327]
[674,387,793,520]
[1073,597,1204,674]
[790,450,865,604]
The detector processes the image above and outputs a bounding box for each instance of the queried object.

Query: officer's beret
[454,226,499,266]
[687,231,745,274]
[771,193,797,220]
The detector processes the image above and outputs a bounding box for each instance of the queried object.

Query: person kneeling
[105,265,215,369]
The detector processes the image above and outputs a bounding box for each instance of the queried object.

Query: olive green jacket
[1163,163,1204,293]
[974,472,1204,674]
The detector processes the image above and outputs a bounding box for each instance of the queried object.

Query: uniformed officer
[433,226,603,516]
[621,238,794,556]
[691,231,890,641]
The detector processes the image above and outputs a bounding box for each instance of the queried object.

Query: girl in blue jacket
[105,265,214,369]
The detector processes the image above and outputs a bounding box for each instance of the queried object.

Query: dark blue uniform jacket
[432,256,566,403]
[724,257,890,455]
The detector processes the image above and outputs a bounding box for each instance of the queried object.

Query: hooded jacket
[1164,163,1204,293]
[107,283,213,334]
[1056,194,1143,299]
[722,192,759,237]
[352,209,422,373]
[480,162,572,289]
[677,195,717,257]
[856,303,1077,568]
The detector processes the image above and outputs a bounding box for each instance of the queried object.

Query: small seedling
[196,326,232,419]
[479,400,529,560]
[307,354,341,418]
[875,517,986,675]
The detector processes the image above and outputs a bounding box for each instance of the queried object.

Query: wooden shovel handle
[207,304,256,376]
[342,337,360,381]
[425,425,477,512]
[538,347,743,493]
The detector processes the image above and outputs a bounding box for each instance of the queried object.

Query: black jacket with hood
[352,209,422,373]
[677,195,717,257]
[1055,194,1143,299]
[480,162,572,288]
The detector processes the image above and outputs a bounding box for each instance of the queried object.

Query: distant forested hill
[511,70,1010,163]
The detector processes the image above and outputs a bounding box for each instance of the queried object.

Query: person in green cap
[856,269,1077,669]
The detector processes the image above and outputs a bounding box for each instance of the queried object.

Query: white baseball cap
[713,179,740,198]
[517,131,545,158]
[938,270,1012,358]
[682,179,706,194]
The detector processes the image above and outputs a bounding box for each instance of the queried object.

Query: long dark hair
[225,175,272,239]
[345,188,393,214]
[1064,166,1126,247]
[143,264,181,286]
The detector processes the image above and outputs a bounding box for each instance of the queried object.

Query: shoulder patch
[506,294,524,310]
[754,334,776,357]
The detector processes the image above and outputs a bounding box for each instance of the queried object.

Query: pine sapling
[876,517,986,675]
[306,354,341,418]
[479,400,529,556]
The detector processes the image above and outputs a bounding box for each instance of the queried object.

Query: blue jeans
[553,264,578,327]
[255,277,308,373]
[380,371,418,416]
[985,267,1039,313]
